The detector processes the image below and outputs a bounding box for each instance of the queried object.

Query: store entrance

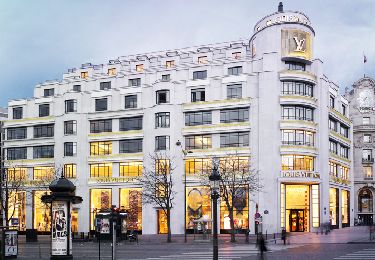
[289,209,305,232]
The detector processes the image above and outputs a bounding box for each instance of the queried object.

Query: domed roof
[49,177,76,193]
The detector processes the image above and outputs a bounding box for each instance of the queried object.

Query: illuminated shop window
[119,162,143,177]
[157,209,168,234]
[8,191,26,231]
[90,189,112,230]
[220,187,249,231]
[33,167,54,180]
[311,185,319,228]
[329,188,339,226]
[285,185,310,232]
[120,188,142,231]
[186,187,211,230]
[341,190,349,225]
[7,168,27,181]
[71,209,78,233]
[185,159,211,175]
[90,163,112,178]
[156,159,170,175]
[358,189,373,213]
[280,184,285,228]
[281,155,314,171]
[34,190,51,232]
[64,164,76,178]
[90,141,112,156]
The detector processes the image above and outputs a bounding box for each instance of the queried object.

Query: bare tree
[141,152,176,243]
[199,153,261,242]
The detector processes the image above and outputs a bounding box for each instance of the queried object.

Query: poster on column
[69,203,72,255]
[51,201,68,256]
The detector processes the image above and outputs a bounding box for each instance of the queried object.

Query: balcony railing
[354,125,375,132]
[281,141,314,146]
[362,158,374,163]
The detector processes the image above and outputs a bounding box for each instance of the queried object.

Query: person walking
[257,233,268,259]
[281,227,287,245]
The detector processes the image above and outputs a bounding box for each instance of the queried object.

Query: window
[81,71,88,79]
[90,141,112,155]
[281,155,314,170]
[329,118,337,131]
[120,162,143,177]
[136,64,144,72]
[232,52,241,59]
[363,117,370,125]
[90,163,112,178]
[125,95,137,109]
[155,136,170,151]
[90,119,112,133]
[7,147,27,160]
[34,124,54,138]
[65,99,77,113]
[185,158,211,175]
[6,168,27,181]
[73,85,81,92]
[198,56,208,64]
[95,98,107,111]
[364,134,371,143]
[64,120,77,135]
[340,125,349,138]
[227,84,242,99]
[340,166,349,180]
[7,127,27,140]
[329,161,338,177]
[193,70,207,80]
[281,130,314,146]
[185,111,212,126]
[363,166,373,178]
[228,66,243,76]
[329,96,335,108]
[119,139,143,153]
[285,61,305,71]
[281,81,313,97]
[220,108,249,123]
[156,159,170,175]
[155,112,170,128]
[100,81,111,90]
[64,164,76,178]
[12,107,23,119]
[363,149,373,160]
[166,60,175,68]
[39,104,50,117]
[129,78,141,86]
[281,105,314,121]
[156,90,170,104]
[220,132,249,148]
[43,88,54,97]
[185,135,212,150]
[342,104,347,116]
[191,88,205,102]
[161,74,170,81]
[33,146,54,158]
[340,146,349,159]
[64,142,77,156]
[119,116,142,131]
[108,68,117,76]
[329,140,338,154]
[358,189,373,213]
[33,166,54,180]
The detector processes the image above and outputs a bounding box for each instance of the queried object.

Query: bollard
[274,233,276,244]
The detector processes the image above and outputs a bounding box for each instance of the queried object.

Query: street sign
[10,218,19,226]
[264,210,269,215]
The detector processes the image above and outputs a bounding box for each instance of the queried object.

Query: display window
[329,188,339,227]
[119,188,142,231]
[90,189,112,230]
[33,190,51,232]
[285,185,310,232]
[7,191,26,231]
[358,189,373,213]
[342,190,349,225]
[71,209,78,233]
[186,187,211,230]
[157,210,168,234]
[220,187,249,231]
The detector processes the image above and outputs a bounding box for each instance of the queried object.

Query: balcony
[354,124,375,132]
[362,158,374,164]
[281,141,314,146]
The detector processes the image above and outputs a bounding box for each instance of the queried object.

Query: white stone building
[2,3,353,236]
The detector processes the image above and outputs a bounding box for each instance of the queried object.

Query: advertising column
[51,201,70,256]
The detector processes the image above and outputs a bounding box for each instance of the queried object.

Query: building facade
[3,4,353,235]
[348,77,375,226]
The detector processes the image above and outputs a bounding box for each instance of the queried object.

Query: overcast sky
[0,0,374,108]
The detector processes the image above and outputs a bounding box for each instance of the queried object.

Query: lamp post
[209,161,221,260]
[176,140,192,243]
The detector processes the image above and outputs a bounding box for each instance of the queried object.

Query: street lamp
[209,161,221,260]
[175,140,192,243]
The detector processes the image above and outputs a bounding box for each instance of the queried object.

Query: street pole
[112,218,116,260]
[184,171,187,243]
[212,191,218,260]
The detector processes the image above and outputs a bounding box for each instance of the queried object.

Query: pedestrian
[257,233,268,259]
[281,227,286,245]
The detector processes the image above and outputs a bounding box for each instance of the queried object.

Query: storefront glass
[90,188,112,230]
[220,187,249,232]
[186,187,211,230]
[120,188,142,231]
[7,191,26,231]
[358,189,373,213]
[71,209,78,233]
[34,190,51,232]
[342,190,349,225]
[285,185,310,232]
[329,188,339,226]
[158,210,168,234]
[311,184,319,228]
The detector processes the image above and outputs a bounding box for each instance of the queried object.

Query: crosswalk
[334,248,375,260]
[129,244,302,260]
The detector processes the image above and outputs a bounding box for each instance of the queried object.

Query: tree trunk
[229,208,236,242]
[167,208,172,243]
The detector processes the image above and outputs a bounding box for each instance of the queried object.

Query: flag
[364,54,367,63]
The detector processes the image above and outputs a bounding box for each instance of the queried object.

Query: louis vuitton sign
[281,29,312,61]
[282,171,320,179]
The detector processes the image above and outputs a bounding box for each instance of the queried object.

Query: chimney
[278,2,284,12]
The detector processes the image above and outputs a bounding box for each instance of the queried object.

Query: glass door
[289,209,304,232]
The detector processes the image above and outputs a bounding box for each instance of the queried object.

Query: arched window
[358,189,373,213]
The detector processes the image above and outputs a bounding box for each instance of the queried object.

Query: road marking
[334,248,375,260]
